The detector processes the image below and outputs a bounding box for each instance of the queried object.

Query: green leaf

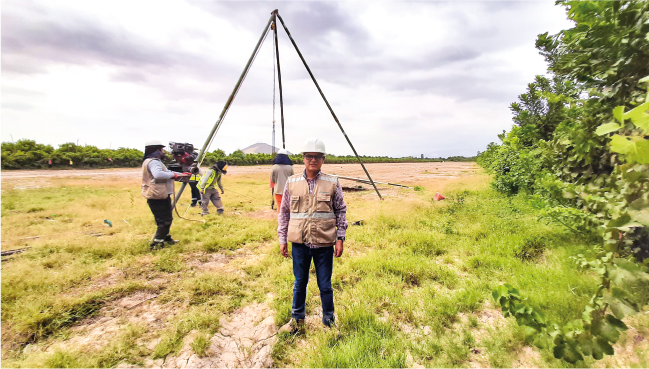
[628,198,649,226]
[533,334,550,349]
[591,339,604,360]
[596,337,614,356]
[492,288,500,301]
[613,106,625,124]
[595,122,621,135]
[493,285,508,302]
[604,286,640,319]
[582,305,595,323]
[563,342,585,363]
[606,315,628,331]
[613,259,643,273]
[523,326,538,343]
[610,136,649,164]
[515,303,528,315]
[635,139,649,164]
[608,299,635,320]
[607,214,632,228]
[553,344,566,360]
[623,101,649,132]
[632,114,649,133]
[610,135,634,155]
[593,319,621,343]
[531,307,547,325]
[579,339,593,357]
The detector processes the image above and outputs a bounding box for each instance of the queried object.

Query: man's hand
[175,172,191,180]
[221,190,224,194]
[334,240,344,258]
[280,243,289,258]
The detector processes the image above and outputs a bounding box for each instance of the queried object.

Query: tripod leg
[276,13,382,200]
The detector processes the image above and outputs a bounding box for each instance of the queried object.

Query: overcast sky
[1,1,572,158]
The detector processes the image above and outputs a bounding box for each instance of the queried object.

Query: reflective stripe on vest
[290,212,336,219]
[286,176,306,184]
[198,170,216,190]
[318,175,337,183]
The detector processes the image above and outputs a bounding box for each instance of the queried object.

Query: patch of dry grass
[2,166,647,368]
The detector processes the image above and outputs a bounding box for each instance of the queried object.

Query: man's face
[303,152,325,171]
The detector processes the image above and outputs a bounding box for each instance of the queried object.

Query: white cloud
[1,1,572,157]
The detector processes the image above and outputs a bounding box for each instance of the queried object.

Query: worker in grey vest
[277,138,347,333]
[198,161,227,215]
[141,140,190,249]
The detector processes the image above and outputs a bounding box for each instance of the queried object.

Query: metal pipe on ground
[1,247,31,257]
[332,175,410,188]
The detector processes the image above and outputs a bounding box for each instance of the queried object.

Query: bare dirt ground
[157,303,277,369]
[1,162,479,190]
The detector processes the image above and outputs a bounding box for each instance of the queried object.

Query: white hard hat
[301,137,326,154]
[145,140,165,147]
[277,149,289,155]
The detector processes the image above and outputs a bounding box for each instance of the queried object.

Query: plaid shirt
[277,170,348,247]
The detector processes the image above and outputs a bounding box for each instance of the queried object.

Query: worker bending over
[278,138,347,332]
[141,140,190,249]
[198,161,227,215]
[270,149,294,212]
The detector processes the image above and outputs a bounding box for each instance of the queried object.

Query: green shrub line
[1,140,475,170]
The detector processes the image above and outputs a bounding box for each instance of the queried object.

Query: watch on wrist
[337,236,345,241]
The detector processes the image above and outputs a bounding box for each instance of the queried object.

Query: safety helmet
[277,149,289,155]
[301,137,325,154]
[144,140,165,147]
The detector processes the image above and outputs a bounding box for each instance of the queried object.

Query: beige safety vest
[286,172,338,247]
[141,158,171,199]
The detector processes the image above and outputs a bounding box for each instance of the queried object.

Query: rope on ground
[172,192,205,223]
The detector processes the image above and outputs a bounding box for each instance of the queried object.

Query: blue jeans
[291,243,335,326]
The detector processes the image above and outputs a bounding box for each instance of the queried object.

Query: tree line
[478,1,648,364]
[1,140,475,169]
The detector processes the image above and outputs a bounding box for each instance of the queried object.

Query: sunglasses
[303,154,325,161]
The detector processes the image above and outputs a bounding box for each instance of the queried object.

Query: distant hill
[241,143,292,155]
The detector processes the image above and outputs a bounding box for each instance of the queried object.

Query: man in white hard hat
[270,148,294,212]
[141,140,190,249]
[277,138,348,332]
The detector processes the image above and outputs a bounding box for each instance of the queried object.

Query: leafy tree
[510,75,579,143]
[480,1,649,363]
[538,1,649,106]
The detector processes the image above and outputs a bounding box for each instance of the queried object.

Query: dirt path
[1,162,478,189]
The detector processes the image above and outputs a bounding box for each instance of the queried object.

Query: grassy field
[1,166,647,368]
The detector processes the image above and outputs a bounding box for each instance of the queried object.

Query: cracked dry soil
[152,303,277,369]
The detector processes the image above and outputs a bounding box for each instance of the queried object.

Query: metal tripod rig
[174,9,383,205]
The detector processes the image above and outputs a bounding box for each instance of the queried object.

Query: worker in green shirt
[198,161,227,215]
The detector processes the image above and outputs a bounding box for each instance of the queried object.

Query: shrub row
[1,140,475,169]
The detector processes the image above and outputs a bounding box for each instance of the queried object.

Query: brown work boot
[279,318,305,334]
